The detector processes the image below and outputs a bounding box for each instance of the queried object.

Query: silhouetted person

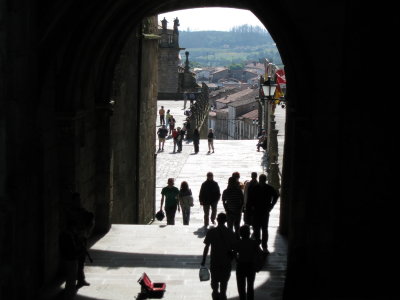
[235,224,260,300]
[207,128,215,153]
[222,177,244,238]
[199,172,221,227]
[157,125,168,151]
[60,192,94,298]
[159,106,165,125]
[251,174,279,253]
[193,128,200,153]
[232,171,245,191]
[243,172,259,225]
[178,181,194,225]
[160,178,180,225]
[201,213,237,300]
[256,130,267,151]
[177,127,184,152]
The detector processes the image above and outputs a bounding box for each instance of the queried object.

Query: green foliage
[179,25,282,67]
[229,63,245,70]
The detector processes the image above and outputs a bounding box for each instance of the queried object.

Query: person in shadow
[193,128,200,153]
[222,176,244,239]
[235,224,263,300]
[201,213,237,300]
[251,174,279,253]
[60,192,94,298]
[199,172,221,227]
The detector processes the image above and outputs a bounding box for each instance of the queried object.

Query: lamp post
[261,76,277,140]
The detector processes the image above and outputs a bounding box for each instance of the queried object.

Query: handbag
[199,266,210,281]
[188,195,194,207]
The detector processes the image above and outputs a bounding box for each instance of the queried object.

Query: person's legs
[233,215,241,238]
[261,214,270,250]
[64,259,78,299]
[76,253,89,287]
[165,206,177,225]
[236,265,247,300]
[226,214,234,232]
[210,202,218,224]
[211,140,214,152]
[182,207,190,225]
[247,271,256,300]
[158,139,161,150]
[208,140,211,152]
[203,204,210,226]
[219,267,231,300]
[210,271,220,300]
[253,220,261,245]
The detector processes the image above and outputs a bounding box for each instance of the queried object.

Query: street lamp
[261,76,277,102]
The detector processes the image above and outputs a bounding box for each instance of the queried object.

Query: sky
[158,7,266,32]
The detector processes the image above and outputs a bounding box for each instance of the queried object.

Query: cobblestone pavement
[50,100,287,300]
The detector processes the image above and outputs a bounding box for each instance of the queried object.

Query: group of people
[157,105,216,154]
[158,171,279,300]
[157,105,193,153]
[201,171,279,300]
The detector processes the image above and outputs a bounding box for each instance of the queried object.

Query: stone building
[157,17,182,99]
[157,17,199,99]
[1,1,398,300]
[209,89,258,139]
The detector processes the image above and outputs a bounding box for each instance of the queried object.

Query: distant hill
[178,25,282,67]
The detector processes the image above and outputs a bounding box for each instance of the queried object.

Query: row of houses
[208,88,260,140]
[194,62,264,85]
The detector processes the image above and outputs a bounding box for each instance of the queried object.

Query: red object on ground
[138,272,166,298]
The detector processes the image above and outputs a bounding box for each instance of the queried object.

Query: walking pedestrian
[157,125,168,152]
[178,181,194,225]
[207,128,215,153]
[159,106,165,125]
[256,130,267,151]
[201,213,237,300]
[243,172,259,225]
[193,128,200,153]
[172,127,179,153]
[199,172,221,227]
[222,176,244,238]
[169,116,175,135]
[235,224,262,300]
[177,127,184,152]
[160,178,180,225]
[250,174,279,253]
[166,109,171,130]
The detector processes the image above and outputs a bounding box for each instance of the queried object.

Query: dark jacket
[193,130,200,143]
[252,183,279,217]
[222,186,244,215]
[199,180,221,205]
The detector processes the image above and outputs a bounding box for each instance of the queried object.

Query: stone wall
[158,48,179,94]
[110,19,158,224]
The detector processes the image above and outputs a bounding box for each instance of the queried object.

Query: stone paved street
[53,100,287,300]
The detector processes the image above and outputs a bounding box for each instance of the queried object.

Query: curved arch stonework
[1,1,398,299]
